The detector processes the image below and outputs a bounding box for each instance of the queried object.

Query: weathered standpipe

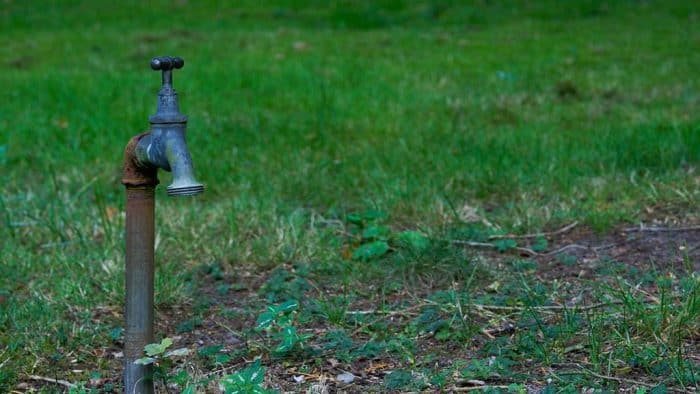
[121,56,203,393]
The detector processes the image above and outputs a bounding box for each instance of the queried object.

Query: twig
[28,375,76,389]
[211,319,243,340]
[450,240,537,257]
[452,385,510,392]
[0,348,7,370]
[345,309,419,317]
[624,225,700,232]
[557,368,685,392]
[543,244,590,256]
[488,221,578,240]
[482,323,516,338]
[469,300,624,312]
[204,357,256,378]
[592,243,617,252]
[349,304,426,336]
[421,297,627,313]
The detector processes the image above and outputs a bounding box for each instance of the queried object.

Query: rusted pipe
[122,133,158,394]
[124,186,156,393]
[122,56,203,393]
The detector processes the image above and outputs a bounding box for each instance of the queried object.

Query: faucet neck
[162,69,172,89]
[149,89,187,124]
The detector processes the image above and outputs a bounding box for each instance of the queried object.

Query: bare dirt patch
[536,225,700,281]
[22,225,699,393]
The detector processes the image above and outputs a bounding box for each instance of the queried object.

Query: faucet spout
[134,125,204,196]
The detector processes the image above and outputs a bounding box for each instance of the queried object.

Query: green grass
[0,0,698,392]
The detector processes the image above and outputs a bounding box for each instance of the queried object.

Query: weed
[134,338,205,392]
[255,300,313,356]
[384,369,421,391]
[220,360,277,394]
[313,295,350,326]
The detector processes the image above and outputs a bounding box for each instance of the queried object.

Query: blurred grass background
[2,0,698,226]
[0,0,698,390]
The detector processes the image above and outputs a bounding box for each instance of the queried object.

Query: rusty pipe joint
[126,56,204,196]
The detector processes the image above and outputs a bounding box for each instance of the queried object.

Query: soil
[19,224,700,393]
[537,225,700,280]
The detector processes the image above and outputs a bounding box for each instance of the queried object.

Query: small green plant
[347,210,391,261]
[219,360,277,394]
[255,300,313,356]
[493,238,518,253]
[352,239,390,261]
[384,369,417,391]
[198,344,232,366]
[176,316,203,334]
[347,209,433,261]
[460,357,514,381]
[135,338,202,392]
[260,265,311,302]
[314,295,350,326]
[0,369,14,393]
[396,230,431,253]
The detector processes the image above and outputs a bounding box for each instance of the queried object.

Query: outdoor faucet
[131,56,204,196]
[121,56,203,394]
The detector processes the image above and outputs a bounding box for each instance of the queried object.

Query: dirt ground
[158,224,698,393]
[18,223,700,393]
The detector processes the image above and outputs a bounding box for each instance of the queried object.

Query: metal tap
[132,56,204,196]
[121,56,204,394]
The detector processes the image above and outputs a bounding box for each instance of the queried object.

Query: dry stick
[488,221,579,240]
[205,358,258,378]
[452,385,511,392]
[349,304,426,337]
[543,243,591,256]
[558,368,685,392]
[469,300,625,312]
[450,240,538,257]
[345,300,426,317]
[345,309,419,317]
[452,238,604,258]
[211,319,242,339]
[28,375,76,389]
[624,225,700,232]
[592,243,617,252]
[420,297,630,313]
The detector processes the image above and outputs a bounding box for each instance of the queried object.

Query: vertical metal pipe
[124,186,155,394]
[121,56,201,392]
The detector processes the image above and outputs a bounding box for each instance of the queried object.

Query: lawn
[0,0,699,392]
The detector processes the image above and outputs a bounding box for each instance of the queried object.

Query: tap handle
[151,56,183,89]
[150,56,184,71]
